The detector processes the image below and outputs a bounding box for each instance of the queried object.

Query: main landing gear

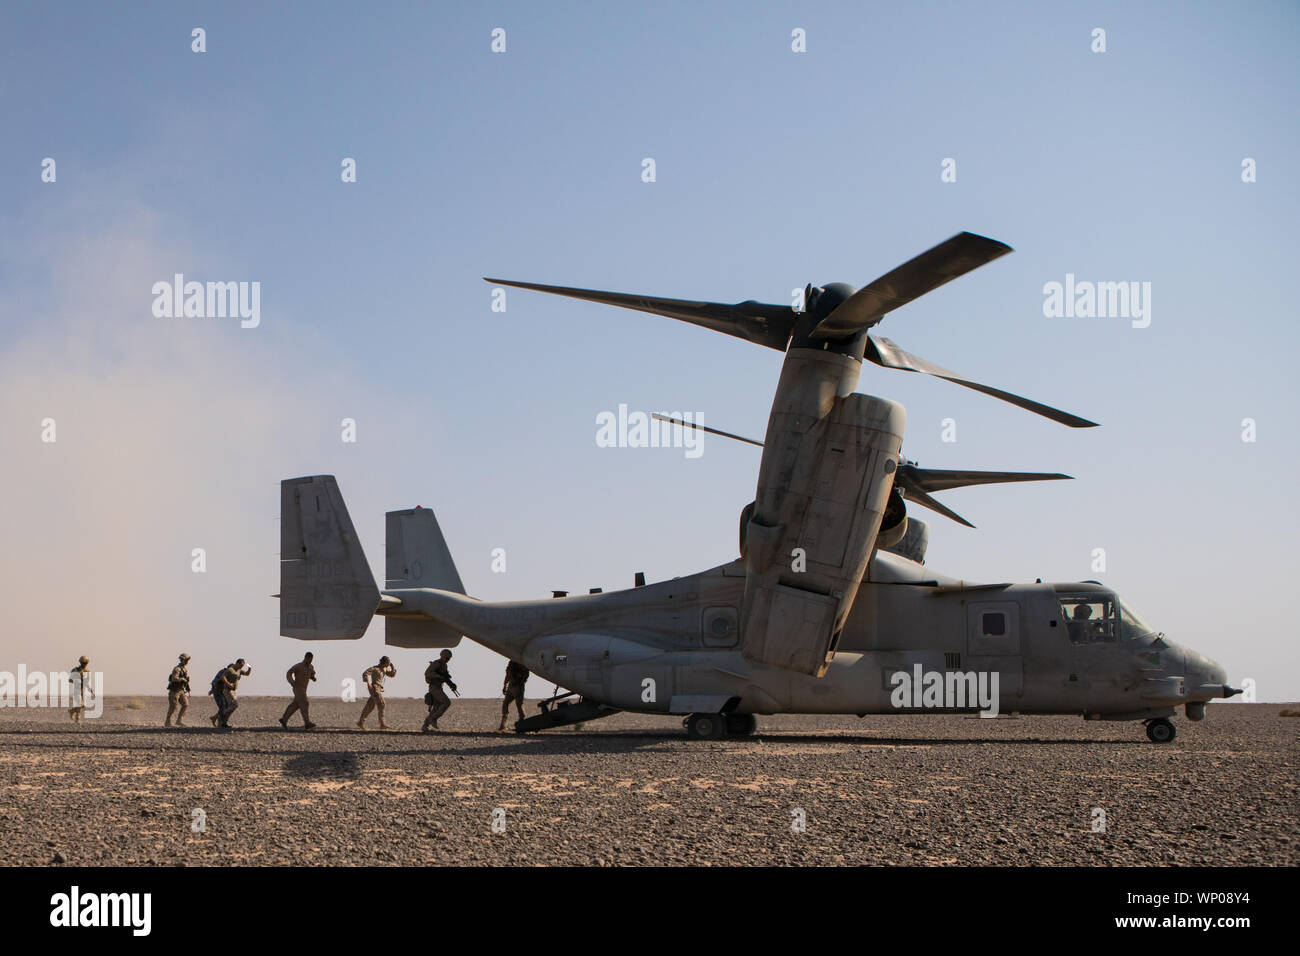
[1144,717,1176,743]
[685,712,758,739]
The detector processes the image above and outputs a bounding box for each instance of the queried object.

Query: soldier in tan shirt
[68,656,93,723]
[279,652,317,729]
[357,655,396,730]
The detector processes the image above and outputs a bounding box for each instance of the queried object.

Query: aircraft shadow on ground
[281,750,361,781]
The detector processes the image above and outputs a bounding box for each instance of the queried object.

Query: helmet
[179,653,191,662]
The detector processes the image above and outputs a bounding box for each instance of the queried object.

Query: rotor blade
[650,413,763,447]
[897,465,1072,494]
[867,336,1099,428]
[895,483,975,529]
[812,232,1012,339]
[484,278,797,351]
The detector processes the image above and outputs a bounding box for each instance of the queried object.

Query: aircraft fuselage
[384,550,1228,724]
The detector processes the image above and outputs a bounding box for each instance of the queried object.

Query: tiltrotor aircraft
[279,231,1238,743]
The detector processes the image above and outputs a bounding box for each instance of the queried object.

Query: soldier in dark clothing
[421,649,458,732]
[498,660,529,731]
[209,659,251,727]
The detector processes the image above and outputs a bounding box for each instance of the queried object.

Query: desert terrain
[0,699,1294,866]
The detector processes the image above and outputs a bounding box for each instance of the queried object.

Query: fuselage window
[981,611,1006,637]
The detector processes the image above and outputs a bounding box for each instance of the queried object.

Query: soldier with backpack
[165,653,191,727]
[421,650,459,732]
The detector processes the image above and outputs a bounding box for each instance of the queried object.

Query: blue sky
[1,1,1297,701]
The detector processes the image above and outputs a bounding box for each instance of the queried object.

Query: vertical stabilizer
[384,507,465,647]
[280,476,380,639]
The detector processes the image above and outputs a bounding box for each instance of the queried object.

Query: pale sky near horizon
[1,2,1297,703]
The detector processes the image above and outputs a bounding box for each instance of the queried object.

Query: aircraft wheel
[725,713,757,736]
[1145,718,1175,743]
[686,713,726,740]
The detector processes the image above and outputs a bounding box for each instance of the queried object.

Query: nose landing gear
[1144,717,1176,743]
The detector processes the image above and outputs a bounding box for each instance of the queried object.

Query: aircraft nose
[1184,648,1228,698]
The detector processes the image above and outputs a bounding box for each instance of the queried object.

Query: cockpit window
[1117,600,1154,642]
[1058,596,1116,643]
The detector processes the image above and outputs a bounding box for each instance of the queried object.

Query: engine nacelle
[883,517,930,565]
[875,487,908,551]
[741,384,906,677]
[739,500,756,559]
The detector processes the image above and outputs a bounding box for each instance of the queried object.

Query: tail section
[280,476,380,639]
[383,507,465,648]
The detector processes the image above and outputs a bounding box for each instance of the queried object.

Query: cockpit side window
[1058,596,1116,643]
[1117,601,1153,642]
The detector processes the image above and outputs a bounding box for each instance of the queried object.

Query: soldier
[357,655,396,730]
[498,659,529,731]
[68,656,93,723]
[209,659,251,727]
[209,663,232,726]
[1067,603,1094,643]
[279,652,317,729]
[421,649,459,732]
[165,653,192,727]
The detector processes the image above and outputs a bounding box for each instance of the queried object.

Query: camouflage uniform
[68,657,92,723]
[165,654,191,726]
[421,656,457,731]
[357,658,395,729]
[498,660,529,731]
[210,662,250,727]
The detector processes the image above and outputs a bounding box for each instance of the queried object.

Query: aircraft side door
[965,601,1023,698]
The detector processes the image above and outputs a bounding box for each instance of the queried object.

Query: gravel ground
[0,698,1294,866]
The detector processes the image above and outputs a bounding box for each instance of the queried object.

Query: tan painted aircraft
[280,232,1237,743]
